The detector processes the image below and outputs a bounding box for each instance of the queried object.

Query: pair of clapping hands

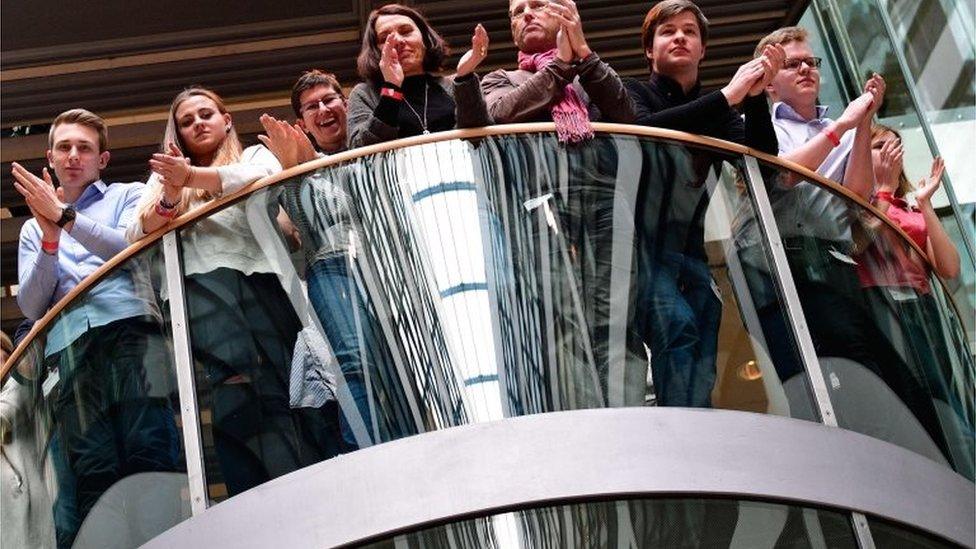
[11,164,67,237]
[875,138,945,207]
[380,24,490,87]
[721,44,788,105]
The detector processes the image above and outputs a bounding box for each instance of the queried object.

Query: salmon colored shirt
[857,195,930,294]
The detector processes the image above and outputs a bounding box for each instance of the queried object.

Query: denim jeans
[306,256,375,450]
[635,251,721,407]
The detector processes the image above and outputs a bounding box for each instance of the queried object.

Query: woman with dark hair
[348,4,491,147]
[126,87,317,497]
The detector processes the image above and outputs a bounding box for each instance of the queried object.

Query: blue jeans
[307,256,375,450]
[636,251,721,407]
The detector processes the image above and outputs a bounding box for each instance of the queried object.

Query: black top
[624,72,779,261]
[624,72,778,155]
[374,74,460,138]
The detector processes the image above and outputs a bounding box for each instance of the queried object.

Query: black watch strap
[56,205,76,228]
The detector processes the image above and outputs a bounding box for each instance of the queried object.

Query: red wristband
[380,87,404,101]
[41,240,59,254]
[821,128,841,147]
[155,201,179,219]
[875,191,895,203]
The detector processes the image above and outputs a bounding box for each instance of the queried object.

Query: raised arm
[16,221,59,321]
[842,74,886,199]
[916,157,960,278]
[575,54,634,123]
[453,24,492,128]
[482,62,577,124]
[347,83,400,148]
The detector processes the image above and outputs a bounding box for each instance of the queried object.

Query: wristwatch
[55,205,76,228]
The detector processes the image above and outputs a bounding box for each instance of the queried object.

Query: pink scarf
[518,49,593,143]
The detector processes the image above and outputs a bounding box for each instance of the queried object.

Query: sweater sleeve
[451,73,492,128]
[347,82,401,148]
[741,93,778,155]
[575,53,635,123]
[630,85,734,132]
[216,145,282,195]
[481,62,576,124]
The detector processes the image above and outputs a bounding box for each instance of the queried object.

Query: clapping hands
[258,114,317,170]
[457,24,489,77]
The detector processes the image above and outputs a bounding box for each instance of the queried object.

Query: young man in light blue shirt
[12,109,180,548]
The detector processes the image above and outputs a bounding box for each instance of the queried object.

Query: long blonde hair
[870,124,913,198]
[141,87,243,217]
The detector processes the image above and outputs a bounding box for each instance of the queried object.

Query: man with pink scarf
[478,0,639,409]
[482,0,634,137]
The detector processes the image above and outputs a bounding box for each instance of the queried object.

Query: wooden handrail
[1,122,962,377]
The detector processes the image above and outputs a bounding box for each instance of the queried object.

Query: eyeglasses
[783,56,822,71]
[299,95,344,115]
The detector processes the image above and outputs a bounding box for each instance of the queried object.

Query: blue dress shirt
[17,180,156,355]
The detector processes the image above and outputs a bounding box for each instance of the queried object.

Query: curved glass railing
[2,124,972,547]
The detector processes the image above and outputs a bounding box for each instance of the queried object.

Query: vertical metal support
[871,0,976,265]
[741,156,838,427]
[743,157,879,549]
[162,232,209,515]
[850,511,878,549]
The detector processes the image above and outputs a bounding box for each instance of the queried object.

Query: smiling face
[509,0,559,53]
[375,14,426,76]
[46,123,109,190]
[647,10,706,77]
[175,95,232,160]
[767,40,820,109]
[296,84,348,153]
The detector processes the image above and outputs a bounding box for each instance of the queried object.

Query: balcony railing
[2,124,973,548]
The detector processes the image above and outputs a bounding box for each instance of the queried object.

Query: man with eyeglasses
[256,70,384,458]
[735,28,942,446]
[760,26,882,198]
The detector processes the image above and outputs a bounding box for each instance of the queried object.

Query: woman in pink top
[861,124,972,471]
[869,124,960,283]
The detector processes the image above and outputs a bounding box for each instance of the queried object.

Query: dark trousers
[745,238,951,459]
[183,268,307,497]
[47,316,181,548]
[634,250,721,407]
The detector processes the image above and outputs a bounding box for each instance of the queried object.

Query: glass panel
[360,498,858,548]
[1,241,189,548]
[867,516,960,549]
[753,156,976,479]
[184,131,824,502]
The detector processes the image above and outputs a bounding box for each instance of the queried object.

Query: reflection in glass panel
[235,131,825,474]
[753,157,975,478]
[2,241,189,548]
[867,516,960,549]
[360,498,858,549]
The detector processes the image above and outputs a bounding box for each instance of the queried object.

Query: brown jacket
[481,53,635,124]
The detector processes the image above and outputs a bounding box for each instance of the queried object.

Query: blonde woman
[127,87,319,497]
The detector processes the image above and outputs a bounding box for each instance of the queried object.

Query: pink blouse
[857,196,930,294]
